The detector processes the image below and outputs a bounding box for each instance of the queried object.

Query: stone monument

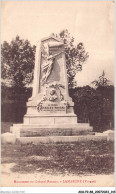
[11,35,93,142]
[25,34,76,125]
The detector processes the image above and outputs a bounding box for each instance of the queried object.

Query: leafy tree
[91,71,111,88]
[1,36,36,88]
[58,29,89,88]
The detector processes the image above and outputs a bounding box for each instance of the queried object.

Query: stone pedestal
[24,114,77,125]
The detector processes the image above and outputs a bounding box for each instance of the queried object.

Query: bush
[69,85,114,132]
[1,86,32,122]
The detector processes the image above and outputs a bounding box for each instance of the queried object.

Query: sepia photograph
[1,1,115,188]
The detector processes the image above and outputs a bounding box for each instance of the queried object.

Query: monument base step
[20,129,95,137]
[16,135,107,144]
[10,123,93,137]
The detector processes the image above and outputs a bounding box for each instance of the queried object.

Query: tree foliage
[69,84,114,131]
[1,36,36,88]
[91,71,111,88]
[59,29,89,88]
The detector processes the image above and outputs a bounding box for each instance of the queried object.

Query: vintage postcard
[1,0,115,189]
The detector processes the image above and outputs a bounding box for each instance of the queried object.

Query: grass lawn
[1,140,114,176]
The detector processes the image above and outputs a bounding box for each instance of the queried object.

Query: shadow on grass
[1,141,114,175]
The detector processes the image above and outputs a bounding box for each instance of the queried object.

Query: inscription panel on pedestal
[37,103,66,114]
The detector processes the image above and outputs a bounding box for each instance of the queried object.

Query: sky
[1,1,115,86]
